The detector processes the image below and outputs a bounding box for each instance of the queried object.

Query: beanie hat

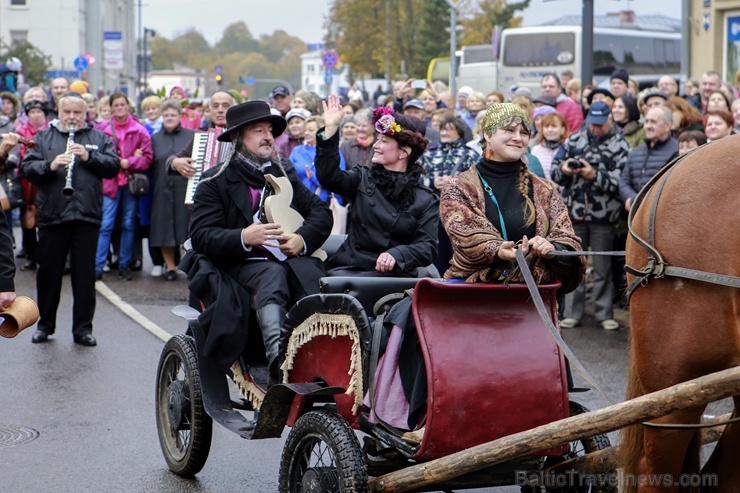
[533,105,557,120]
[24,100,48,115]
[457,86,474,98]
[481,103,532,135]
[610,69,629,85]
[69,80,88,94]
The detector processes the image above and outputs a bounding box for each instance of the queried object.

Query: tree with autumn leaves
[326,0,530,81]
[150,21,305,98]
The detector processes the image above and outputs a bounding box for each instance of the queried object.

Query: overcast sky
[143,0,679,46]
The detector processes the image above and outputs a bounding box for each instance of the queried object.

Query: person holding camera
[550,102,629,331]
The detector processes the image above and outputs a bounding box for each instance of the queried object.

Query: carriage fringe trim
[281,312,364,414]
[231,360,265,410]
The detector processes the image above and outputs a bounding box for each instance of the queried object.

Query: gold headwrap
[481,102,532,135]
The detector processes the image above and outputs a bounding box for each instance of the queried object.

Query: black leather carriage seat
[319,276,422,318]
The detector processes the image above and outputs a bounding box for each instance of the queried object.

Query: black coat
[315,130,439,277]
[150,125,194,247]
[189,154,332,285]
[21,122,120,228]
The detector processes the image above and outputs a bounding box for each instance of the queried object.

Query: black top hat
[218,101,287,142]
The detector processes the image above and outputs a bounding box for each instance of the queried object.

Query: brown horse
[621,136,740,493]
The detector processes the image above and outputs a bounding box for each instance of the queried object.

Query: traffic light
[215,74,223,86]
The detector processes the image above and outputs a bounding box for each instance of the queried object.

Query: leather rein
[624,148,740,297]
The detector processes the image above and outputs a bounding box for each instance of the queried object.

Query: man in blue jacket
[619,106,678,212]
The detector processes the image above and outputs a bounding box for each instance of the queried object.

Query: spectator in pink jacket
[540,73,583,134]
[94,93,153,280]
[169,85,201,130]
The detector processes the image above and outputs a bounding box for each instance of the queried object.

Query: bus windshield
[502,32,576,67]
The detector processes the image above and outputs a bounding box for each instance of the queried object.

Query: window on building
[9,30,28,43]
[10,0,28,6]
[307,65,315,74]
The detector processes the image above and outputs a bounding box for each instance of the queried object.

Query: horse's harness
[515,147,740,429]
[624,148,740,296]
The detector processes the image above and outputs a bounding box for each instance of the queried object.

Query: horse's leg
[636,407,705,493]
[701,396,740,493]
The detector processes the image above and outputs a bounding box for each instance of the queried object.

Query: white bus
[456,45,499,93]
[497,25,681,94]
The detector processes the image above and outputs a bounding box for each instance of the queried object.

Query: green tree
[413,0,450,78]
[258,30,305,64]
[0,39,51,86]
[214,22,259,56]
[460,0,530,46]
[326,0,425,81]
[151,29,212,69]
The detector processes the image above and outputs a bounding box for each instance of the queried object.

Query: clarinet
[62,126,76,196]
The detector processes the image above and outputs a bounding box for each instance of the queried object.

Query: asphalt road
[0,239,728,492]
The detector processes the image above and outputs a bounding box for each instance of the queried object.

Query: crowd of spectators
[0,61,735,337]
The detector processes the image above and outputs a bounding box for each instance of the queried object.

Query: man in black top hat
[188,100,331,385]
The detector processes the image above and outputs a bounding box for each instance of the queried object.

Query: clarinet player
[22,92,120,346]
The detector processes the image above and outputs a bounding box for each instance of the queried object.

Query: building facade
[0,0,136,94]
[691,0,740,83]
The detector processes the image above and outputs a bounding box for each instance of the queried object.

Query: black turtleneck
[476,158,536,241]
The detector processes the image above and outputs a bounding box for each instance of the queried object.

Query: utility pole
[444,0,467,97]
[581,0,594,87]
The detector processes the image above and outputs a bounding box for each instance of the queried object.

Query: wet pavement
[0,238,729,492]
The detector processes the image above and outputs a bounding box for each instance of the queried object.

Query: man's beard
[236,140,277,166]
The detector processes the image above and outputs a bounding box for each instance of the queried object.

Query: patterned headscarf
[481,103,532,135]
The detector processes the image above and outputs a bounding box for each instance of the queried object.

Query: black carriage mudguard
[285,292,371,349]
[251,383,346,439]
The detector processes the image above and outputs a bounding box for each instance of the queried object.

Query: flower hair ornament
[372,107,402,135]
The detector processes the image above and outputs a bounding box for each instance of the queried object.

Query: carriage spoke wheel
[542,401,614,493]
[279,410,368,493]
[156,334,213,477]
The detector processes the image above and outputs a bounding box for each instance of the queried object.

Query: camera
[566,159,584,170]
[411,79,426,90]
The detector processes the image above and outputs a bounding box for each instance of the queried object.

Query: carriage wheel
[279,410,368,493]
[155,334,213,477]
[542,401,614,493]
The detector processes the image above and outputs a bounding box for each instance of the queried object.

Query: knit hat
[457,86,474,98]
[610,69,629,85]
[69,80,88,95]
[533,105,557,120]
[24,100,48,115]
[284,108,311,122]
[587,87,615,105]
[481,103,532,135]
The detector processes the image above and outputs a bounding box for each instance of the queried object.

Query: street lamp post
[143,28,156,91]
[444,0,467,98]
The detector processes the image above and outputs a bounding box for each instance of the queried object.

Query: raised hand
[321,94,344,139]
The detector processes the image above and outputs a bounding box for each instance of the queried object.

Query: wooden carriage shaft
[546,413,730,475]
[369,366,740,493]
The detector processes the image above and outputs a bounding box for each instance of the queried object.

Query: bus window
[462,45,496,65]
[502,33,575,67]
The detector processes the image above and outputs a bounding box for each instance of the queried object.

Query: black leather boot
[256,304,286,388]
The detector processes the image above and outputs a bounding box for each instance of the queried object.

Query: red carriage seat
[411,279,569,461]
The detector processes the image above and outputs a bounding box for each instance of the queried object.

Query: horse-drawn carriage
[155,137,740,492]
[156,263,614,492]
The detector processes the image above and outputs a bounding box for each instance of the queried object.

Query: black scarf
[542,138,562,150]
[228,145,284,189]
[370,163,421,211]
